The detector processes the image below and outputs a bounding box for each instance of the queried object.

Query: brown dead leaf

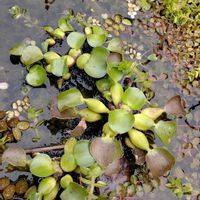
[70,118,87,137]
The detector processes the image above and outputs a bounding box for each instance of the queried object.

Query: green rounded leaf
[84,46,109,78]
[44,51,60,64]
[107,37,123,54]
[76,53,90,69]
[141,107,164,120]
[60,153,77,172]
[110,83,123,106]
[154,121,177,145]
[87,34,107,47]
[128,129,150,151]
[38,177,56,195]
[43,183,59,200]
[21,46,43,65]
[30,154,55,177]
[133,114,155,131]
[122,87,147,110]
[9,42,27,56]
[96,78,112,92]
[49,57,67,77]
[108,109,135,134]
[78,108,102,122]
[58,17,74,32]
[60,175,73,189]
[67,32,86,49]
[60,182,88,200]
[73,140,95,167]
[57,88,84,112]
[84,98,109,113]
[52,28,65,39]
[26,65,47,87]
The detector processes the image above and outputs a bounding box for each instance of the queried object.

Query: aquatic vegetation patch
[0,4,194,200]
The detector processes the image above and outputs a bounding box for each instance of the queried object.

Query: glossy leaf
[38,177,56,195]
[50,97,78,119]
[133,114,155,131]
[107,63,123,82]
[44,51,60,64]
[64,137,77,154]
[60,182,88,200]
[128,129,150,151]
[73,140,95,167]
[86,26,107,44]
[107,37,123,54]
[52,28,65,39]
[84,46,109,78]
[147,54,157,61]
[2,145,27,167]
[60,153,77,172]
[26,65,46,87]
[76,53,90,69]
[67,32,86,49]
[9,42,27,56]
[108,109,135,134]
[43,183,59,200]
[49,57,68,77]
[141,107,164,120]
[122,87,147,110]
[84,98,109,113]
[21,46,43,65]
[57,88,84,112]
[90,137,123,168]
[60,175,73,189]
[78,108,102,122]
[30,154,55,177]
[87,34,107,47]
[96,78,112,92]
[110,83,123,106]
[146,147,175,178]
[154,120,177,145]
[58,17,74,32]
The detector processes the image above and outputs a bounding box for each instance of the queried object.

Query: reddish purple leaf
[50,97,78,119]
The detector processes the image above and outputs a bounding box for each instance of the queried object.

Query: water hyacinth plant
[4,8,183,199]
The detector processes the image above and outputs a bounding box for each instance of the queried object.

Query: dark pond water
[0,0,199,199]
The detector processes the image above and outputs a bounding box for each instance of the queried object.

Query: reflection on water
[0,0,199,199]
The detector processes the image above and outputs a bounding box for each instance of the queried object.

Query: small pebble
[12,127,22,141]
[23,96,29,103]
[0,110,6,119]
[16,100,22,106]
[14,110,20,117]
[0,178,10,191]
[3,184,16,200]
[12,103,17,110]
[18,106,23,112]
[7,117,19,128]
[17,121,30,130]
[15,179,29,195]
[0,82,9,90]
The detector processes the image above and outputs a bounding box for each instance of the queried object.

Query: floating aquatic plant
[3,7,183,200]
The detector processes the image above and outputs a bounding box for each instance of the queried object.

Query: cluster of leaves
[162,0,200,25]
[5,7,187,199]
[9,5,39,28]
[166,177,193,198]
